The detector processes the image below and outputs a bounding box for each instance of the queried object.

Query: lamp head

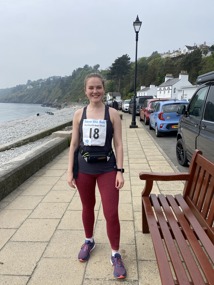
[133,15,142,33]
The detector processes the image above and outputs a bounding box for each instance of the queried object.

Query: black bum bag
[80,149,113,163]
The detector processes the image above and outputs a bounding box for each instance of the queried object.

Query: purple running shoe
[78,240,95,262]
[110,253,127,279]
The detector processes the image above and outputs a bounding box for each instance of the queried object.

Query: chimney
[179,71,189,80]
[165,74,173,82]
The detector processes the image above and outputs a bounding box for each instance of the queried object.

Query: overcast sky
[0,0,213,89]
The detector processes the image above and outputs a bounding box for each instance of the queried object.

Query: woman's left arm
[110,108,124,190]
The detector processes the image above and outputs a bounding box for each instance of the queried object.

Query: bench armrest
[139,172,190,196]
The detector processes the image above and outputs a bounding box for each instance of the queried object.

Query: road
[138,118,188,173]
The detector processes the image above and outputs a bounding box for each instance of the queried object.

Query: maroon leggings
[75,171,120,250]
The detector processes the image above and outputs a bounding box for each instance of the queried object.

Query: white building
[177,85,198,101]
[137,85,157,97]
[106,92,121,101]
[156,71,193,99]
[160,42,213,58]
[181,45,198,55]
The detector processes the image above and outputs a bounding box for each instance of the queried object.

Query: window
[162,104,184,113]
[204,86,214,122]
[143,100,148,107]
[154,103,160,112]
[150,102,156,109]
[188,86,208,117]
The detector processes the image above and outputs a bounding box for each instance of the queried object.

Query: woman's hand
[115,172,124,190]
[67,172,77,189]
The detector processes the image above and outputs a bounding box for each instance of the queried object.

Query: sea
[0,103,55,124]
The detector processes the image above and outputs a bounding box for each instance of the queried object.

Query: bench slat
[197,171,209,211]
[192,166,205,205]
[180,195,214,245]
[150,194,191,285]
[187,163,201,199]
[207,196,214,228]
[157,194,206,285]
[200,175,213,219]
[167,194,214,285]
[142,197,175,285]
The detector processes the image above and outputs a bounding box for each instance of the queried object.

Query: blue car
[149,100,188,137]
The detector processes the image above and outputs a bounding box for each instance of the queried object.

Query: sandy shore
[0,106,80,166]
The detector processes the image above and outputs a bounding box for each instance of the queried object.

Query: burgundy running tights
[75,171,120,250]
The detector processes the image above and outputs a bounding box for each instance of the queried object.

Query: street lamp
[130,15,142,128]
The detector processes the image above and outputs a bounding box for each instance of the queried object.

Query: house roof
[141,87,150,91]
[185,45,197,50]
[159,78,180,87]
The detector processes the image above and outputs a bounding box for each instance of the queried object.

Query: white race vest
[82,119,107,146]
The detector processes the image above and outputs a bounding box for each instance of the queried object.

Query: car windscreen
[139,98,146,104]
[150,102,157,109]
[162,104,182,113]
[139,97,152,104]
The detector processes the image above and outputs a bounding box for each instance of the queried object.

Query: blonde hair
[84,73,105,90]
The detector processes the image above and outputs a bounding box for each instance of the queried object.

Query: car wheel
[155,125,161,137]
[176,138,189,166]
[149,123,153,130]
[144,116,148,125]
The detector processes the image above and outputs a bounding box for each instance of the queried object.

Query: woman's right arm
[67,108,82,188]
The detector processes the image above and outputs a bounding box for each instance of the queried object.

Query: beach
[0,106,79,166]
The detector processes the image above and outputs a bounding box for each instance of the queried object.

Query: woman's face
[85,77,105,103]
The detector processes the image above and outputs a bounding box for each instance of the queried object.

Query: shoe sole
[110,258,126,279]
[78,244,96,262]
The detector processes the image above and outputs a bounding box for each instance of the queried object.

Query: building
[137,85,157,97]
[177,85,198,101]
[160,42,213,58]
[105,92,122,101]
[156,71,193,99]
[181,44,198,55]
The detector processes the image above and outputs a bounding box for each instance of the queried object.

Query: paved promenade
[0,113,184,285]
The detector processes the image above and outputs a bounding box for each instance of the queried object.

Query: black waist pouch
[86,152,109,163]
[80,149,113,163]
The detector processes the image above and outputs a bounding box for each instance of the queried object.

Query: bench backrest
[183,150,214,243]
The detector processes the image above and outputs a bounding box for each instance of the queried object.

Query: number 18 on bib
[82,119,107,146]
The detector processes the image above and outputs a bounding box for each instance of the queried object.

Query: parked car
[140,98,171,125]
[149,100,188,137]
[122,99,131,112]
[129,96,153,115]
[176,71,214,166]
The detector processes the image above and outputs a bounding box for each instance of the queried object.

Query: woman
[67,73,126,279]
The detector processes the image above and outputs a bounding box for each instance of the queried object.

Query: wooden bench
[139,150,214,285]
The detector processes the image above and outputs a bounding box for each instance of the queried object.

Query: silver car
[122,99,130,112]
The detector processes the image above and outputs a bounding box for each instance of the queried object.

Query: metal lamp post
[130,15,142,128]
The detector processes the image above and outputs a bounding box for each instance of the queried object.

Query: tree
[107,54,131,92]
[200,53,214,74]
[181,49,202,82]
[137,57,148,87]
[210,45,214,53]
[93,64,100,71]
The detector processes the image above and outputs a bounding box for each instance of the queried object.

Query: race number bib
[82,119,107,146]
